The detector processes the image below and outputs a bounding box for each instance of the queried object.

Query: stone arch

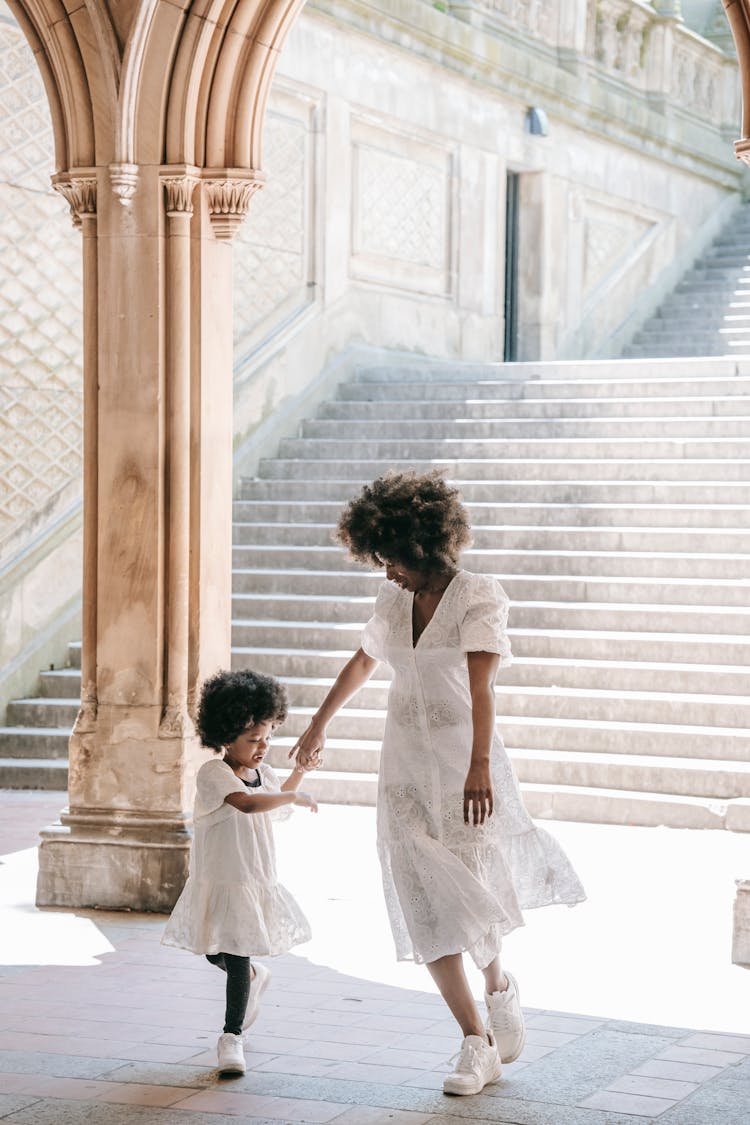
[723,0,750,158]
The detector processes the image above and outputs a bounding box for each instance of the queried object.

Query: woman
[291,471,584,1096]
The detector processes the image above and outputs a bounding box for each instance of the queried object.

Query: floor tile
[579,1089,677,1116]
[607,1073,699,1099]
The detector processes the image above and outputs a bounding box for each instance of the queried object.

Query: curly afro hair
[335,471,471,572]
[196,669,288,751]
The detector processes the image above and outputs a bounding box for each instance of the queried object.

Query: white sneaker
[443,1031,502,1095]
[217,1032,246,1075]
[242,961,272,1030]
[485,971,525,1063]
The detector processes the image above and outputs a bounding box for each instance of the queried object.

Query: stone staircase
[2,356,750,830]
[626,206,750,357]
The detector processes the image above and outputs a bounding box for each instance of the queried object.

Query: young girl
[163,668,317,1075]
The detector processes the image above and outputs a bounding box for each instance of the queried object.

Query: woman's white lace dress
[361,570,585,968]
[162,758,311,957]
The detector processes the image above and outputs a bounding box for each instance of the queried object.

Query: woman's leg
[426,953,487,1040]
[221,953,251,1035]
[480,956,509,994]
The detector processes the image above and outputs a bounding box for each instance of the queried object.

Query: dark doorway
[504,171,519,361]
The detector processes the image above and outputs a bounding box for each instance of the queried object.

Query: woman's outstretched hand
[290,722,326,770]
[463,761,494,826]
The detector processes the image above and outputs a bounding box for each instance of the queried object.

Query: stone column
[35,167,258,912]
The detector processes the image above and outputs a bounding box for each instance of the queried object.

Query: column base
[36,808,191,912]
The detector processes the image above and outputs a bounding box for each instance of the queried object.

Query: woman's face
[383,561,430,593]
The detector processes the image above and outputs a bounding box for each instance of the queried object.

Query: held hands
[464,761,494,826]
[294,790,319,813]
[290,722,326,771]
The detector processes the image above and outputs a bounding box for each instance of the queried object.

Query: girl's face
[224,719,276,770]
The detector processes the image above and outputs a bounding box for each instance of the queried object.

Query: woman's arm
[224,789,317,813]
[290,646,378,767]
[464,650,501,826]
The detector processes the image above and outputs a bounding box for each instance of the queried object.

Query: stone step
[0,757,69,789]
[277,437,750,462]
[319,396,750,421]
[354,359,750,383]
[259,457,750,482]
[229,591,750,636]
[262,676,750,731]
[233,499,750,530]
[278,762,750,828]
[301,417,750,440]
[231,544,750,579]
[520,783,749,831]
[337,375,750,401]
[277,708,750,764]
[0,728,69,758]
[230,566,750,607]
[44,649,750,700]
[232,521,750,555]
[231,619,750,663]
[263,739,750,799]
[234,647,750,696]
[623,345,739,359]
[241,477,750,505]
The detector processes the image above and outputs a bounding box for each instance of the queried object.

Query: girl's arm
[290,646,378,767]
[464,650,501,826]
[280,764,309,793]
[224,789,317,813]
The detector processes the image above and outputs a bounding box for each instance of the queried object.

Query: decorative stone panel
[586,0,652,88]
[0,2,83,554]
[350,117,455,297]
[233,87,318,358]
[582,195,657,300]
[671,28,725,121]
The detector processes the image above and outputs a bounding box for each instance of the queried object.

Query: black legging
[206,953,251,1035]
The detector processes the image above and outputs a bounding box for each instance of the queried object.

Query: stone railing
[444,0,737,126]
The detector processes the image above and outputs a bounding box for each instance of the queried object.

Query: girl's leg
[480,956,509,995]
[426,953,487,1040]
[222,954,251,1035]
[206,953,227,972]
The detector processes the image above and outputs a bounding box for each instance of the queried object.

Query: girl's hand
[464,761,493,826]
[294,790,319,812]
[290,722,326,770]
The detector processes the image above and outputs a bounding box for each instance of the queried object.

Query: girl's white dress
[362,570,585,968]
[162,759,310,957]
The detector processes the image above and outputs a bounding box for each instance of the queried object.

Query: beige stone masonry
[3,0,303,911]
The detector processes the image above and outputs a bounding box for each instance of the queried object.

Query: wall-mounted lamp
[526,107,549,137]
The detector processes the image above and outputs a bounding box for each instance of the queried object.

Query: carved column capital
[160,167,201,218]
[52,169,98,230]
[109,162,139,206]
[203,169,266,240]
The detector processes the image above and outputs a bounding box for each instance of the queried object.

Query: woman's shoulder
[455,570,509,605]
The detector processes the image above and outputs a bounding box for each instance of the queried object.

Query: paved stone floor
[0,792,748,1124]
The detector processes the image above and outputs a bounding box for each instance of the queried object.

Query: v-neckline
[410,571,461,649]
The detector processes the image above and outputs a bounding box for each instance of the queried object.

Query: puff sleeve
[457,574,512,665]
[361,581,398,661]
[193,758,246,818]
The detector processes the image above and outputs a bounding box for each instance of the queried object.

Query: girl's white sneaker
[217,1032,246,1075]
[485,971,525,1063]
[443,1031,502,1095]
[242,961,272,1030]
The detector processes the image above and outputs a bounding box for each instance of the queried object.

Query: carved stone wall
[233,89,319,359]
[0,1,83,561]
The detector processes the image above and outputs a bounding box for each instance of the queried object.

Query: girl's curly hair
[336,471,471,571]
[197,669,288,751]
